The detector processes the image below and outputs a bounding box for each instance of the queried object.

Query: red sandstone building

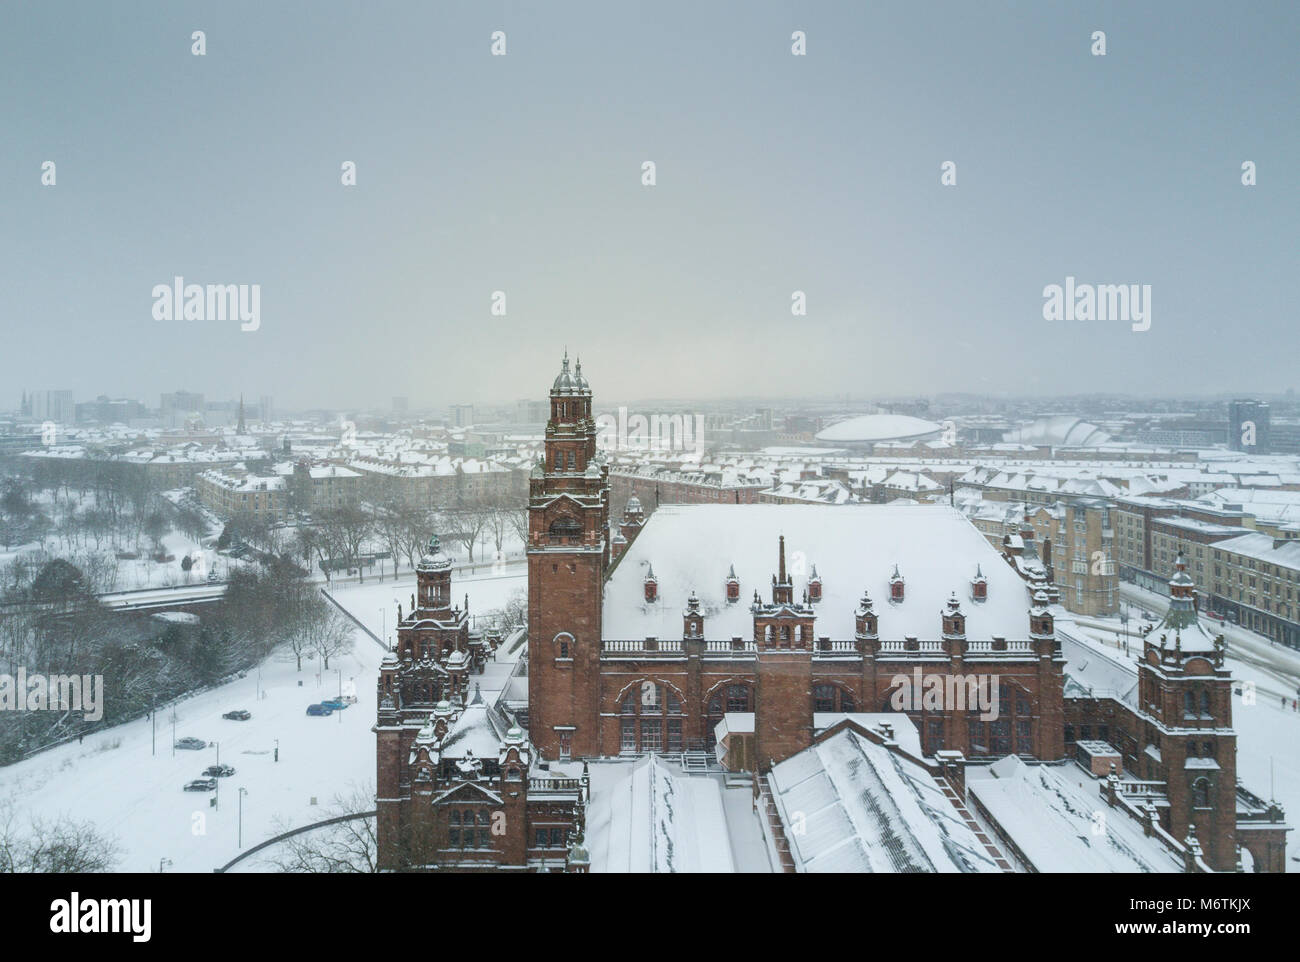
[376,355,1289,872]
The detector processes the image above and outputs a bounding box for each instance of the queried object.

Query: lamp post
[238,788,248,848]
[274,738,279,763]
[171,712,176,757]
[159,857,172,874]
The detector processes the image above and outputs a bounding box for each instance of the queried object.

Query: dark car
[306,703,333,716]
[175,737,207,750]
[203,764,235,778]
[222,710,252,721]
[320,699,348,711]
[183,778,217,792]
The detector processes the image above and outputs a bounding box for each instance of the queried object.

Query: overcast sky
[2,1,1297,410]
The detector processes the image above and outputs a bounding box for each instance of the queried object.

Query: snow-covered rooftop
[603,504,1035,642]
[769,722,1003,873]
[966,756,1183,872]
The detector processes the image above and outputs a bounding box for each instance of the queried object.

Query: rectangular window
[1015,720,1032,752]
[620,719,636,753]
[927,718,944,752]
[550,827,566,848]
[640,719,662,752]
[667,719,682,753]
[534,828,547,849]
[558,731,572,761]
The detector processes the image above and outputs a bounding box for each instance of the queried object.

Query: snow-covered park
[0,564,526,873]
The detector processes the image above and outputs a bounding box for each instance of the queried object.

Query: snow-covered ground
[0,564,526,873]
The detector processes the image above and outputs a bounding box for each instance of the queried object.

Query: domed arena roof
[815,414,943,444]
[1002,416,1110,447]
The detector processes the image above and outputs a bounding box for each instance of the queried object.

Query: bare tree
[0,801,122,873]
[264,786,377,873]
[312,603,355,670]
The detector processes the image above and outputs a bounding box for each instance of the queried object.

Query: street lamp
[274,738,279,763]
[159,857,172,874]
[238,788,248,848]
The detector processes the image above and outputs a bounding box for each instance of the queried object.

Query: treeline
[224,485,527,583]
[0,556,352,764]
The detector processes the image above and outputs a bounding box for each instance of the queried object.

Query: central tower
[527,353,610,760]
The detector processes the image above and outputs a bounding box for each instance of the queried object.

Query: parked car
[222,710,252,721]
[203,764,235,778]
[183,778,217,792]
[175,737,207,750]
[306,703,333,716]
[320,699,349,711]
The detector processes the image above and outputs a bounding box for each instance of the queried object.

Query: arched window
[548,516,582,544]
[1192,778,1211,808]
[1201,690,1211,716]
[813,685,856,714]
[1185,691,1196,716]
[619,682,685,755]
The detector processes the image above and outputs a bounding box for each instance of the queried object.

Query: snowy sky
[2,1,1297,409]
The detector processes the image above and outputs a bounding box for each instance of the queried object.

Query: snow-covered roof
[1213,531,1300,570]
[587,755,735,873]
[603,504,1035,642]
[966,756,1182,872]
[769,724,1003,873]
[815,414,943,444]
[1057,620,1139,707]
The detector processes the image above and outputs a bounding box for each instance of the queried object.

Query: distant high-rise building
[515,399,547,423]
[161,390,205,427]
[450,403,474,428]
[30,390,75,425]
[1228,399,1270,453]
[259,394,274,423]
[75,395,146,424]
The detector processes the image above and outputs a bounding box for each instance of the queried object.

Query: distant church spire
[236,394,247,435]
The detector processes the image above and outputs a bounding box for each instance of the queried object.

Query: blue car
[320,699,349,711]
[306,703,333,716]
